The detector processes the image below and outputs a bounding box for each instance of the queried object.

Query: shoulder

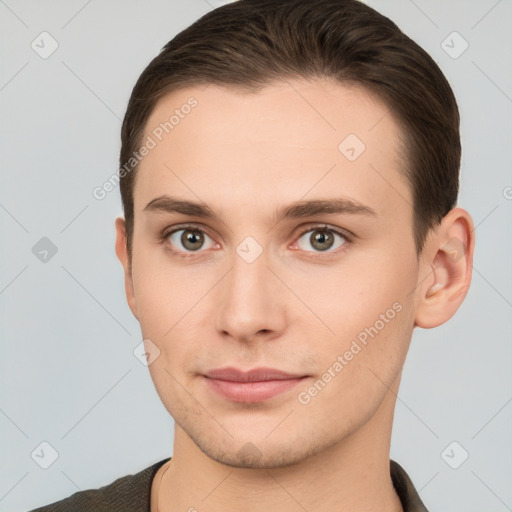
[28,458,171,512]
[390,459,429,512]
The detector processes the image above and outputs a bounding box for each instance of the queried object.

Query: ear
[115,216,138,319]
[414,207,475,329]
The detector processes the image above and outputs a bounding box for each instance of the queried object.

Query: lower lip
[204,376,307,402]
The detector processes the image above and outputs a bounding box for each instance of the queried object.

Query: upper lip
[205,367,306,382]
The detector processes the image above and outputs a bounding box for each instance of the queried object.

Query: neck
[154,382,403,512]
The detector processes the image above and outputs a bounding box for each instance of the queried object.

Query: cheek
[130,239,200,334]
[292,242,417,339]
[295,299,414,430]
[293,245,417,393]
[130,243,215,379]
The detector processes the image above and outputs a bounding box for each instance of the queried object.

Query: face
[119,78,422,468]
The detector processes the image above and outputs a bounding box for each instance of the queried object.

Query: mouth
[203,366,309,403]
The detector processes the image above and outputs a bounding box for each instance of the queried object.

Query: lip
[203,367,308,403]
[205,366,305,382]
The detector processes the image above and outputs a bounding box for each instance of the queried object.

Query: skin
[115,78,475,512]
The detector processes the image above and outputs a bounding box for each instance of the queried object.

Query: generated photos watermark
[92,96,198,200]
[297,301,403,405]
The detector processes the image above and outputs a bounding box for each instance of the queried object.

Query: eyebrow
[143,195,377,224]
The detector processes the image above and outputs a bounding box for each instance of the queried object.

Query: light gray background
[1,0,511,510]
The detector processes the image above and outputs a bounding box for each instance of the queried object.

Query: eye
[164,226,216,256]
[162,223,352,259]
[295,225,350,254]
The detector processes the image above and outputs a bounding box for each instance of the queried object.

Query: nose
[214,245,286,344]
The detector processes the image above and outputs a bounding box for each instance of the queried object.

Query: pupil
[312,230,333,251]
[183,230,203,250]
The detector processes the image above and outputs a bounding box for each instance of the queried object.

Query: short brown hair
[120,0,460,258]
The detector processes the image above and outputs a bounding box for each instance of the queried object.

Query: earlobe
[114,216,138,319]
[414,207,475,329]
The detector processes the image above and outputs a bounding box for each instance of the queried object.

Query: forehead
[134,78,410,222]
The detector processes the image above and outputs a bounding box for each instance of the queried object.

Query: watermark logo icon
[31,32,59,59]
[31,441,59,469]
[441,441,469,469]
[442,236,466,263]
[441,31,469,59]
[338,134,366,161]
[236,236,263,264]
[133,339,161,366]
[237,442,263,463]
[32,237,58,263]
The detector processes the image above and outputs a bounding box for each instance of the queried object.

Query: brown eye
[167,227,215,253]
[181,230,204,251]
[296,227,347,253]
[311,230,334,251]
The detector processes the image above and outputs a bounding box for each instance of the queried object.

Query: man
[31,0,474,510]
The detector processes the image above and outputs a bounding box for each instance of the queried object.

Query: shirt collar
[390,460,429,511]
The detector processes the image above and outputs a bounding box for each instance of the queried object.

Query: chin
[191,429,331,470]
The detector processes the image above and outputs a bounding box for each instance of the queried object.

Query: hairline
[125,77,424,265]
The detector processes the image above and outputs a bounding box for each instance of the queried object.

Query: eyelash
[160,223,354,259]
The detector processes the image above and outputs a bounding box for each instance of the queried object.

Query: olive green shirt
[29,458,428,511]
